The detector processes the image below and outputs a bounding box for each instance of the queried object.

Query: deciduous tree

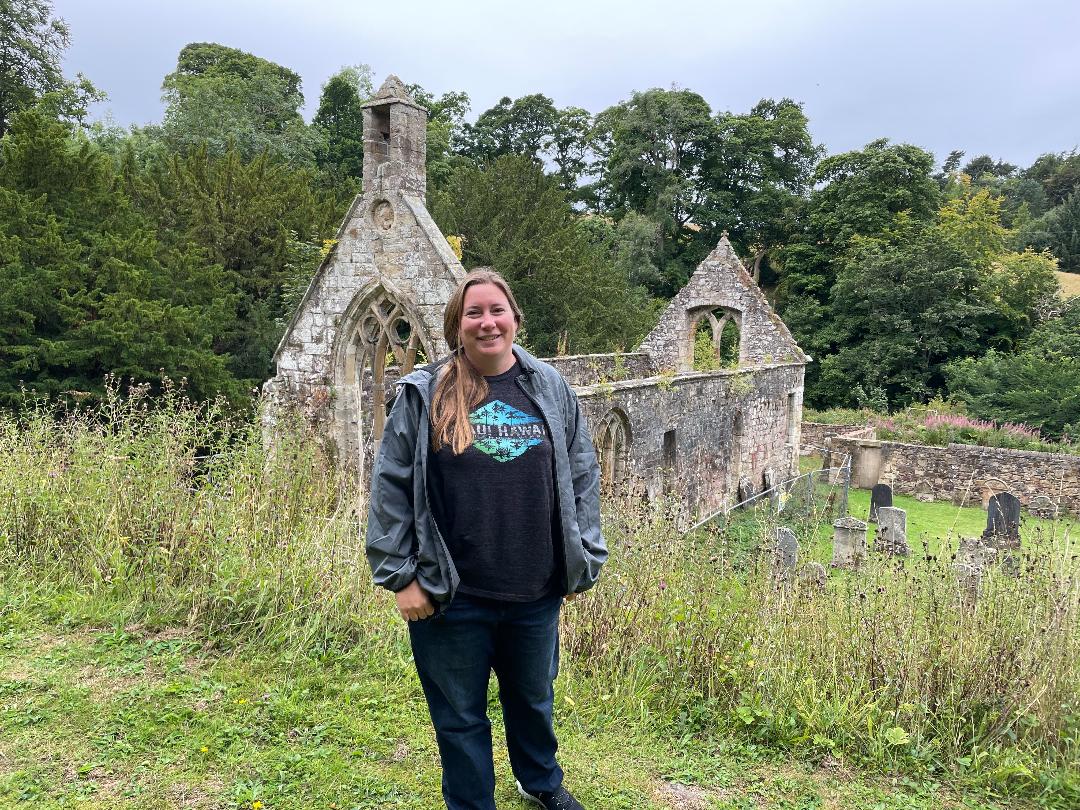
[431,154,654,354]
[160,42,320,166]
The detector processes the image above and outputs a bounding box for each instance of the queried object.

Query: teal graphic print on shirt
[469,400,545,462]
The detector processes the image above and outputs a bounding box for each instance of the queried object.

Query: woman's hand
[396,579,435,621]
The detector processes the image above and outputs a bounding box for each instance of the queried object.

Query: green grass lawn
[0,592,1051,810]
[793,455,1079,563]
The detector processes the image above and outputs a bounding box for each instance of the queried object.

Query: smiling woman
[457,275,520,375]
[365,268,606,810]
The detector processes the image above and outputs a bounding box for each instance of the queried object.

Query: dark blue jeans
[408,591,564,810]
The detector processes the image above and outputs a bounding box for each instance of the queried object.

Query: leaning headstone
[875,506,909,556]
[1027,494,1059,521]
[798,561,828,593]
[984,492,1021,548]
[868,483,893,523]
[773,527,799,584]
[912,480,934,503]
[738,476,757,506]
[955,536,997,606]
[831,516,867,569]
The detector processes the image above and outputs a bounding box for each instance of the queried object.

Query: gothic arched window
[690,307,741,370]
[596,408,631,492]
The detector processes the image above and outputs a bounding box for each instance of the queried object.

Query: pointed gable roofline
[638,233,807,370]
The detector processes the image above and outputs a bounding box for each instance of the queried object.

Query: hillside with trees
[2,1,1078,439]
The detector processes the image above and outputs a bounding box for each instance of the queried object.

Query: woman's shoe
[515,780,585,810]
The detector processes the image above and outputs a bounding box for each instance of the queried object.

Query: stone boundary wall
[543,353,654,387]
[799,422,866,455]
[829,433,1080,515]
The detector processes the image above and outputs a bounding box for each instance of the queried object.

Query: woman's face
[458,282,518,375]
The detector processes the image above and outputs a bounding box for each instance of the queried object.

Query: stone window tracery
[343,290,430,469]
[690,306,741,371]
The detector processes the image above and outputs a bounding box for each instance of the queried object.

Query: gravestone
[798,561,828,593]
[984,491,1021,548]
[955,536,997,606]
[912,480,934,503]
[773,527,799,584]
[763,468,780,511]
[831,516,867,569]
[738,476,757,506]
[868,483,893,523]
[1027,494,1059,521]
[875,506,909,556]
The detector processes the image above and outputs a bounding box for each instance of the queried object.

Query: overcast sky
[54,0,1080,169]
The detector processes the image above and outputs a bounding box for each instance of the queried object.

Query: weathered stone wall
[638,239,807,371]
[543,353,655,387]
[799,422,866,455]
[829,434,1080,515]
[577,363,805,516]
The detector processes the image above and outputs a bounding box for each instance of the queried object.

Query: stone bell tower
[361,74,428,202]
[264,75,464,477]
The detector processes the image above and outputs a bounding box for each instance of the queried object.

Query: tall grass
[0,383,379,651]
[1,389,1077,802]
[568,499,1079,799]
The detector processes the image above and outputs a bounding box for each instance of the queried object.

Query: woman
[366,268,606,810]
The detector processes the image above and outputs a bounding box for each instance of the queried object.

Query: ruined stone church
[264,76,807,516]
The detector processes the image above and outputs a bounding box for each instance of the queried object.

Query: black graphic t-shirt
[427,362,559,601]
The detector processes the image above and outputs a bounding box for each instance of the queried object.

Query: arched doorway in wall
[337,287,434,486]
[690,307,741,371]
[595,408,631,493]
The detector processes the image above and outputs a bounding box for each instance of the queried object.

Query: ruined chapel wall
[265,190,464,456]
[273,193,460,379]
[576,364,804,516]
[829,435,1080,515]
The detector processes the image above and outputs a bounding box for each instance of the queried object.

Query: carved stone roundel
[371,199,395,230]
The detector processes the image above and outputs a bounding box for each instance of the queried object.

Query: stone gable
[638,236,807,371]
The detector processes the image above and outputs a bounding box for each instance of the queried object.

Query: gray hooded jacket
[365,345,607,606]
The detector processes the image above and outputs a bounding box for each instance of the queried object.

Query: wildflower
[252,802,263,810]
[237,698,248,704]
[659,580,667,591]
[200,746,208,753]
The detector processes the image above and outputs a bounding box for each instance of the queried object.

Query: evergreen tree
[313,65,370,193]
[0,109,238,404]
[128,143,338,382]
[946,298,1080,438]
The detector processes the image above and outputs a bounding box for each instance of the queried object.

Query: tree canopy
[2,3,1079,429]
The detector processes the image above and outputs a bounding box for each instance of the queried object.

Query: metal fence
[686,450,851,535]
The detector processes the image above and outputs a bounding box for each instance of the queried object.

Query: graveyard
[2,398,1078,809]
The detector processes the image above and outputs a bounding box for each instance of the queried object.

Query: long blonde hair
[431,268,524,454]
